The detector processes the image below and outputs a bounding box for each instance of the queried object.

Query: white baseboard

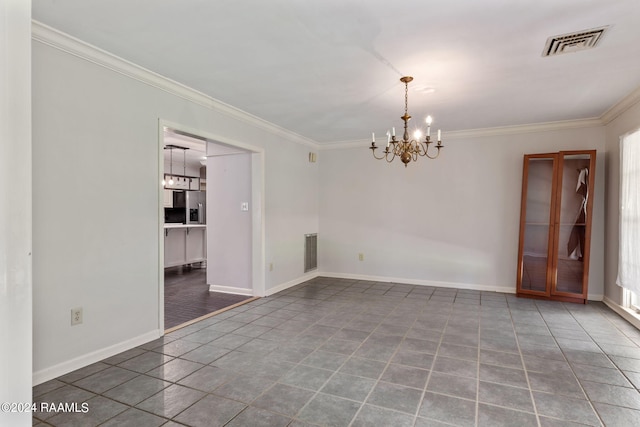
[265,271,320,296]
[588,294,604,302]
[208,284,254,296]
[319,272,516,294]
[603,296,640,331]
[32,329,162,386]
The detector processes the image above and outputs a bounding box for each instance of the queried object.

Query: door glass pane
[555,154,591,294]
[521,157,554,292]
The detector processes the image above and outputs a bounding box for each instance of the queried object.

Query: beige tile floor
[33,277,640,426]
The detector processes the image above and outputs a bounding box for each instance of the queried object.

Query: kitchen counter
[164,223,206,229]
[164,224,207,268]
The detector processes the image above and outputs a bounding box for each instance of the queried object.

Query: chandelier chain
[404,80,409,117]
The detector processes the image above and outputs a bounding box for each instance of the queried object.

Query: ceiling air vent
[542,26,608,57]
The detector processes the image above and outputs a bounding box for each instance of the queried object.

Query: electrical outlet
[71,307,83,326]
[269,263,273,271]
[241,202,249,211]
[358,253,364,261]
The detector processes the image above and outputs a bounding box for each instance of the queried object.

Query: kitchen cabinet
[516,150,596,304]
[186,227,206,263]
[163,189,173,208]
[165,228,187,267]
[189,177,200,191]
[164,225,206,268]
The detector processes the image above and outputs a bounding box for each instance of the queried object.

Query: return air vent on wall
[304,233,317,273]
[542,26,608,57]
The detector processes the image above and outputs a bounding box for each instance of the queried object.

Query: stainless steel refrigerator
[174,191,206,224]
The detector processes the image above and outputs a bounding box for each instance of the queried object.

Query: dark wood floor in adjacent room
[164,265,253,330]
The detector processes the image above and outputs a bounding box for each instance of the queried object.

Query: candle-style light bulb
[372,132,375,143]
[437,129,442,142]
[392,127,396,137]
[414,130,422,140]
[426,115,433,125]
[386,131,391,147]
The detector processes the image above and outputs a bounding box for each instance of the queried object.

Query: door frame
[157,119,265,332]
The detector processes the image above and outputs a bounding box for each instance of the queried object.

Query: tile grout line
[506,297,543,427]
[411,291,455,427]
[561,301,640,423]
[281,290,384,426]
[344,292,427,427]
[117,298,288,426]
[302,291,414,425]
[544,302,605,426]
[575,302,640,386]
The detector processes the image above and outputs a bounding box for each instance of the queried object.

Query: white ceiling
[33,0,640,144]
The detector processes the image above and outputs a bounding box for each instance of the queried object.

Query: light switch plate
[241,202,249,211]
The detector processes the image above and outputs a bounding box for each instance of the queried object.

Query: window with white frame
[618,129,640,313]
[629,290,640,313]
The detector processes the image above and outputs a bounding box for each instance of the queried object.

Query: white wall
[319,126,606,298]
[0,0,32,425]
[32,30,319,382]
[265,143,320,291]
[207,153,253,293]
[604,101,640,305]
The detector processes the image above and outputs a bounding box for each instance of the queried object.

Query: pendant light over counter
[162,145,188,187]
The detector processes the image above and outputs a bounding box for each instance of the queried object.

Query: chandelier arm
[385,150,397,162]
[370,143,387,160]
[424,148,442,159]
[416,141,427,156]
[371,150,387,160]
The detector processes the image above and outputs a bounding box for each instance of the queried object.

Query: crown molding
[601,84,640,125]
[319,117,604,150]
[444,117,604,140]
[31,20,320,150]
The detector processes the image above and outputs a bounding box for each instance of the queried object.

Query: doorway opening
[159,122,265,332]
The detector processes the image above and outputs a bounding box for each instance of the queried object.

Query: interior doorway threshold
[164,296,260,334]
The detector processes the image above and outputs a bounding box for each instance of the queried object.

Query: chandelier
[369,76,443,167]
